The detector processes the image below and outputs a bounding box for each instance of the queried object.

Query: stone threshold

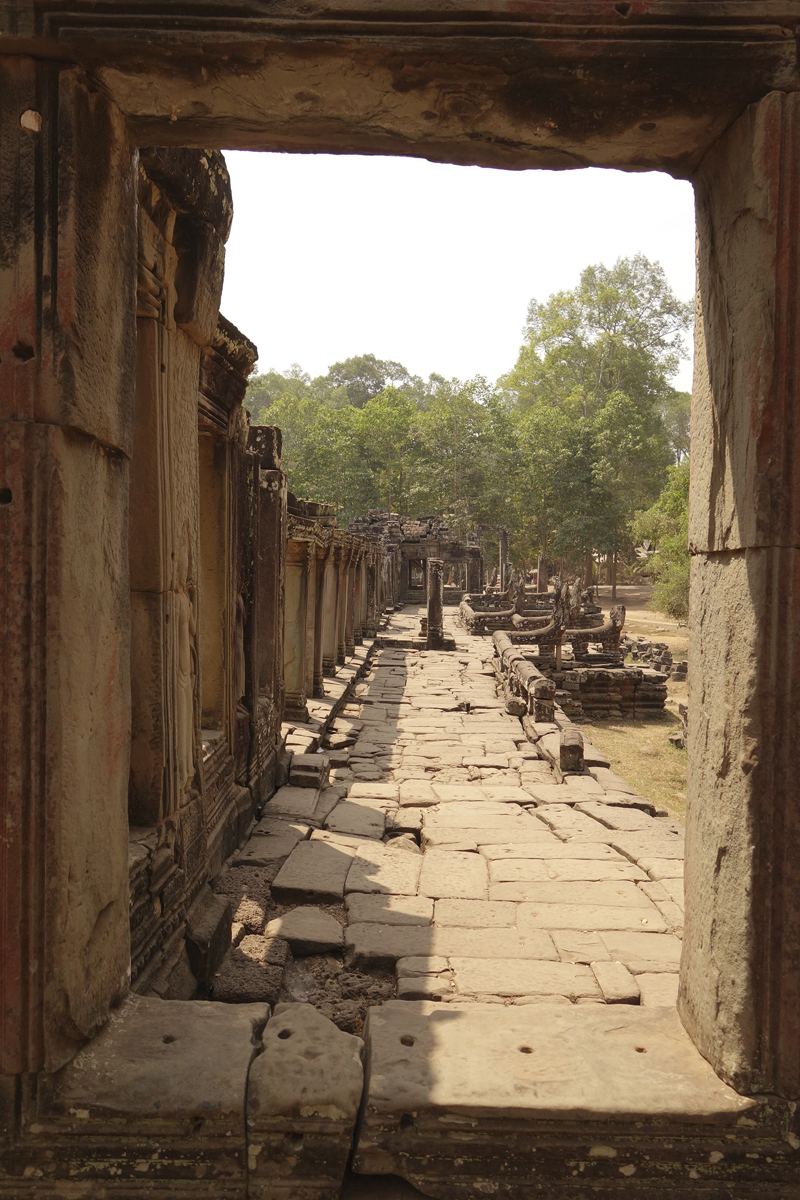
[3,997,799,1198]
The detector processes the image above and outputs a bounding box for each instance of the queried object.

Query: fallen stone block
[210,934,289,1004]
[272,839,357,904]
[637,972,680,1007]
[185,884,232,985]
[289,752,330,789]
[248,1004,364,1200]
[559,726,584,773]
[265,906,343,955]
[267,785,324,824]
[591,959,641,1004]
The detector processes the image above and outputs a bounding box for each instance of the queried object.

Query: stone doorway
[2,3,800,1188]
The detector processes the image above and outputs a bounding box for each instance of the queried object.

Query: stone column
[680,91,800,1099]
[283,539,309,721]
[321,548,339,676]
[345,548,357,655]
[499,528,509,589]
[304,540,318,703]
[336,545,348,665]
[312,543,327,695]
[467,551,483,594]
[251,427,286,791]
[354,557,365,644]
[426,558,445,650]
[366,552,379,635]
[0,60,135,1074]
[537,555,548,593]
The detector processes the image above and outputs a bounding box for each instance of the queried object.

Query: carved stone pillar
[321,548,339,677]
[130,154,229,828]
[365,552,379,636]
[353,557,365,645]
[303,538,318,702]
[336,544,348,665]
[283,537,310,721]
[680,91,800,1099]
[499,528,509,589]
[250,427,286,794]
[345,548,357,656]
[467,550,483,594]
[0,60,135,1073]
[426,558,445,650]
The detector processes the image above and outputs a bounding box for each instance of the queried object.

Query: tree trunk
[584,548,593,588]
[611,550,618,602]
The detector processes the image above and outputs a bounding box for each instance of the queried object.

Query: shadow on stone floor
[342,1173,430,1199]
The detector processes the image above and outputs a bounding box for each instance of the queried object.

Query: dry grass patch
[580,708,688,821]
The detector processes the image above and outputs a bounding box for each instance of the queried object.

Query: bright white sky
[221,151,696,392]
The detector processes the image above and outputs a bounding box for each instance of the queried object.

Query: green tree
[501,254,692,418]
[320,354,418,409]
[357,387,419,511]
[631,459,691,621]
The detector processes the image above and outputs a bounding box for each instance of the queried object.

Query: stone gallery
[3,3,800,1197]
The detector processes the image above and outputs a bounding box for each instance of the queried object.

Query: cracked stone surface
[211,606,686,1029]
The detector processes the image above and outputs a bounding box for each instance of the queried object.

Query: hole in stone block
[278,1028,292,1039]
[0,489,11,505]
[635,1046,646,1053]
[399,1114,415,1131]
[289,1133,303,1147]
[615,2,631,14]
[12,342,34,362]
[639,122,656,132]
[519,1045,533,1054]
[162,1034,176,1044]
[400,1034,415,1047]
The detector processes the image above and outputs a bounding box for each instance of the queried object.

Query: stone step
[352,1001,794,1197]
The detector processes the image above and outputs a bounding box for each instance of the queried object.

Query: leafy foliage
[245,255,693,578]
[631,460,691,621]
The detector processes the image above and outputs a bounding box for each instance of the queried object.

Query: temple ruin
[3,3,800,1196]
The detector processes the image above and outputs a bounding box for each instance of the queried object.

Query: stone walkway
[210,605,685,1019]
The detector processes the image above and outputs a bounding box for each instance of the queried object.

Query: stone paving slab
[419,849,489,899]
[638,973,680,1006]
[599,931,683,973]
[551,931,611,964]
[590,960,641,1003]
[451,957,601,999]
[517,902,668,933]
[325,800,386,840]
[502,880,658,908]
[346,842,423,896]
[433,899,518,927]
[345,924,558,968]
[487,854,645,881]
[357,1001,755,1123]
[272,839,356,903]
[346,894,433,925]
